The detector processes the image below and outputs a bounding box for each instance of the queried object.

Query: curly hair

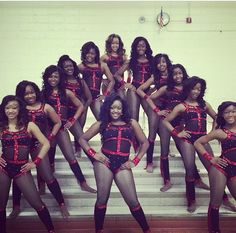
[0,95,29,131]
[182,76,206,108]
[57,54,80,78]
[167,64,189,90]
[41,65,67,103]
[105,34,126,56]
[129,36,153,73]
[99,93,131,141]
[16,80,42,104]
[216,101,236,129]
[80,41,100,65]
[153,53,172,83]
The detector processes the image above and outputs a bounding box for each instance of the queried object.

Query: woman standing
[57,54,92,157]
[78,41,114,120]
[194,101,236,233]
[41,65,96,193]
[9,81,69,219]
[79,93,151,233]
[0,95,54,233]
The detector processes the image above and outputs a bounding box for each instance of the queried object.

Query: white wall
[0,1,236,110]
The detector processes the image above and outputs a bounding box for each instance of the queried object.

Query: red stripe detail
[101,148,129,157]
[130,204,141,212]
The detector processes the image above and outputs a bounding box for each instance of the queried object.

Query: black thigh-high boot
[185,178,196,209]
[130,204,150,232]
[36,205,54,233]
[0,209,6,233]
[208,204,221,233]
[160,155,170,184]
[69,160,86,184]
[94,204,107,232]
[146,140,154,165]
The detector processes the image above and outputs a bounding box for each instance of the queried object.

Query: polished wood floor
[7,216,236,233]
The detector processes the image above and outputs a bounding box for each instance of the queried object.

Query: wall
[0,1,236,110]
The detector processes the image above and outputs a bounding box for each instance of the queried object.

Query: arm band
[143,94,149,100]
[153,106,160,113]
[69,117,76,125]
[132,156,141,166]
[33,156,42,166]
[48,132,55,141]
[202,152,213,161]
[171,128,179,137]
[104,90,111,96]
[120,79,126,86]
[87,148,96,158]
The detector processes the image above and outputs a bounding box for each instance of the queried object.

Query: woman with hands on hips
[79,93,151,233]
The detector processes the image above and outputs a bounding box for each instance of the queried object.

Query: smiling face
[223,105,236,125]
[5,100,19,121]
[111,37,120,53]
[157,57,167,73]
[63,60,74,76]
[173,67,184,85]
[110,100,123,121]
[24,85,37,105]
[85,48,96,63]
[189,83,201,100]
[136,40,147,56]
[47,71,60,87]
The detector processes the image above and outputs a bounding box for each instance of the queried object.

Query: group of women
[0,33,235,233]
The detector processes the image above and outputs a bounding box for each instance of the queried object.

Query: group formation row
[0,33,236,233]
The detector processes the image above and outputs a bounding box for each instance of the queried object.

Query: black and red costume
[181,102,207,144]
[132,61,152,90]
[12,104,65,211]
[81,64,103,100]
[0,127,54,233]
[106,55,125,90]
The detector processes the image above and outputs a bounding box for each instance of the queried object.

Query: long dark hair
[167,64,189,90]
[57,54,80,78]
[80,41,100,65]
[99,93,131,140]
[105,34,126,56]
[41,65,67,103]
[182,76,206,108]
[129,36,153,73]
[16,80,42,104]
[0,95,29,131]
[153,53,172,82]
[216,101,236,129]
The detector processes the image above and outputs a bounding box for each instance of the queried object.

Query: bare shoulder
[100,54,109,62]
